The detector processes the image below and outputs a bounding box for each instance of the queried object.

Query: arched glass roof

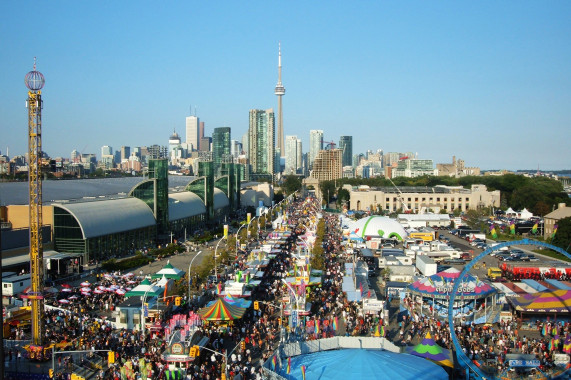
[168,192,206,221]
[53,198,156,239]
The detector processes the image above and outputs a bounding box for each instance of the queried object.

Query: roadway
[440,231,569,280]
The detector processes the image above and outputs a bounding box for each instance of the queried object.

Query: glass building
[248,109,275,180]
[309,130,323,169]
[339,136,353,167]
[212,127,231,175]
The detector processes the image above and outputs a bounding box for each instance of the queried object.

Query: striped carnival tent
[406,332,454,368]
[198,297,246,321]
[508,289,571,314]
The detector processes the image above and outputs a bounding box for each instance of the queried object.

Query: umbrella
[81,288,91,293]
[61,284,71,288]
[406,332,454,368]
[115,289,126,295]
[94,289,104,294]
[80,281,90,287]
[61,288,72,293]
[68,295,78,300]
[127,280,137,285]
[58,299,70,304]
[98,286,106,290]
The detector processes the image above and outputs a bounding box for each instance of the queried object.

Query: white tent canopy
[519,208,533,220]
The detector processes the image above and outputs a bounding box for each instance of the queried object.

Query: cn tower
[275,43,285,158]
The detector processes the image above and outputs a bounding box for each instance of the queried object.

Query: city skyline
[1,2,570,170]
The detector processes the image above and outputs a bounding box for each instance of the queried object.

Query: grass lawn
[532,248,571,263]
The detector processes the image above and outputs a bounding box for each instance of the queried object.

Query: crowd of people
[6,194,571,380]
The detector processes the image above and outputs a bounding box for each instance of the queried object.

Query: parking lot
[439,231,567,281]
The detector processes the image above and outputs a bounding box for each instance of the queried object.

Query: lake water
[0,176,195,205]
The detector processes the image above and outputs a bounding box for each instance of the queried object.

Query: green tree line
[320,174,569,216]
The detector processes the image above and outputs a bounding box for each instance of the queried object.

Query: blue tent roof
[275,349,448,380]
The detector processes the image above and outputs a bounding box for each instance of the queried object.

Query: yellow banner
[224,225,228,239]
[247,213,251,224]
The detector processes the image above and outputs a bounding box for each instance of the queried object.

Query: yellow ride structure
[25,58,46,356]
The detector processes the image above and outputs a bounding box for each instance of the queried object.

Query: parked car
[461,252,472,260]
[527,254,539,262]
[476,243,488,250]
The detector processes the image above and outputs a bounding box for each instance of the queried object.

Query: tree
[464,209,488,231]
[552,217,571,252]
[533,201,551,217]
[320,181,336,206]
[282,175,302,196]
[337,188,350,208]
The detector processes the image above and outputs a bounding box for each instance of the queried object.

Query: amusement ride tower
[25,58,45,351]
[275,43,286,158]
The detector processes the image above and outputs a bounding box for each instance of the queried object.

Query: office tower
[241,132,249,155]
[230,140,242,158]
[339,136,353,167]
[285,135,302,174]
[248,109,275,179]
[199,121,205,141]
[185,115,199,151]
[199,137,211,152]
[148,144,167,159]
[70,149,80,163]
[101,145,113,158]
[132,147,141,158]
[309,130,323,169]
[274,43,286,158]
[310,149,343,181]
[169,130,182,164]
[212,127,231,174]
[120,146,131,162]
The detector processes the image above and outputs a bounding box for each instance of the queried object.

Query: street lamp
[281,279,302,341]
[187,250,203,301]
[214,238,226,278]
[247,215,258,240]
[235,223,246,257]
[198,345,231,379]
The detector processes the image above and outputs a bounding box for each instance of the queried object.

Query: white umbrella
[80,281,90,287]
[61,288,72,293]
[115,289,126,295]
[68,295,78,300]
[58,299,70,304]
[97,286,106,290]
[81,288,91,293]
[94,289,104,294]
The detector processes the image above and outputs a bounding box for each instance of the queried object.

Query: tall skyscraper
[285,135,302,174]
[230,140,242,158]
[120,146,131,162]
[274,43,286,158]
[310,149,343,181]
[212,127,231,174]
[338,136,353,167]
[101,145,113,158]
[248,109,275,178]
[241,132,249,156]
[185,115,199,151]
[309,130,323,169]
[199,121,205,141]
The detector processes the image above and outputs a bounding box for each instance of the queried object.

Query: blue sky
[1,1,570,170]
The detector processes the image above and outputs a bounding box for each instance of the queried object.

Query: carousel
[407,268,497,323]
